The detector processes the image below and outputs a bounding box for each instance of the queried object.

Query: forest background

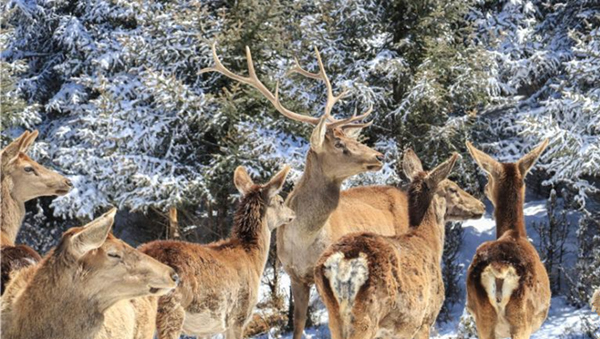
[1,0,599,336]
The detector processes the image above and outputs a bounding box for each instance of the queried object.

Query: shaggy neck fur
[494,164,526,238]
[285,150,341,235]
[408,173,435,228]
[231,189,268,250]
[229,188,272,272]
[5,247,107,339]
[1,175,26,246]
[407,173,446,259]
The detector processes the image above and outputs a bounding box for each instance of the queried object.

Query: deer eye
[108,252,122,259]
[449,188,458,194]
[24,167,34,173]
[335,141,345,149]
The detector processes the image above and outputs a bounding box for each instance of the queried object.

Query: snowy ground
[249,199,600,339]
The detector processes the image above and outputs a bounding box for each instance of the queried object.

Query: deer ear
[233,166,254,196]
[70,208,116,258]
[466,141,502,177]
[2,131,31,163]
[341,126,362,140]
[310,117,328,153]
[517,139,549,177]
[264,165,291,199]
[20,130,39,153]
[402,149,424,181]
[426,153,459,188]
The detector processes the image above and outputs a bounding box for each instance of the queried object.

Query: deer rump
[468,238,535,313]
[317,233,395,302]
[315,233,405,338]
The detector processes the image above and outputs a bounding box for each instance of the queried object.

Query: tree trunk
[167,207,181,240]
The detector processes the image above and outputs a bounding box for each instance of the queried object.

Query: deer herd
[0,45,559,339]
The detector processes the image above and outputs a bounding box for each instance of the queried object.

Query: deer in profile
[202,44,426,339]
[465,140,551,339]
[1,130,73,293]
[1,208,179,339]
[314,150,484,339]
[138,166,296,339]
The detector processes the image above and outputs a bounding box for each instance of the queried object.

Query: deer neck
[235,221,272,274]
[409,194,446,261]
[1,176,26,246]
[286,150,341,235]
[494,188,526,238]
[230,197,271,274]
[16,257,106,339]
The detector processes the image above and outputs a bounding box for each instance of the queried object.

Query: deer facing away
[315,150,484,339]
[1,208,179,339]
[138,166,295,339]
[201,45,425,339]
[465,140,551,339]
[1,130,73,294]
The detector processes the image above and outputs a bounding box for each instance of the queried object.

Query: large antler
[200,43,319,125]
[200,43,373,129]
[287,47,373,129]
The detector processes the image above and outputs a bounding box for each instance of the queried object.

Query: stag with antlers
[201,44,420,339]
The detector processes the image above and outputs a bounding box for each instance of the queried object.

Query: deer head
[58,208,178,307]
[234,165,296,231]
[201,44,384,181]
[1,130,72,202]
[403,150,485,223]
[465,139,549,207]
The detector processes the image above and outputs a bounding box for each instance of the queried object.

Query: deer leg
[326,310,344,339]
[156,293,185,339]
[413,326,430,339]
[291,279,311,339]
[224,325,244,339]
[475,325,496,339]
[511,328,532,339]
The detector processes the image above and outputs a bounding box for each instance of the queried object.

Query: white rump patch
[481,265,520,310]
[323,252,369,307]
[481,264,520,337]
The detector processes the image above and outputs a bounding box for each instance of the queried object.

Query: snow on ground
[248,199,600,338]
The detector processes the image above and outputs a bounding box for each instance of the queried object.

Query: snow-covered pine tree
[0,8,40,140]
[5,0,598,331]
[3,0,221,222]
[532,189,570,294]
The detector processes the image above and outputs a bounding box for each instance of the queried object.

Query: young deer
[202,45,421,339]
[139,166,296,339]
[314,151,484,339]
[1,130,73,293]
[1,208,179,339]
[465,140,551,339]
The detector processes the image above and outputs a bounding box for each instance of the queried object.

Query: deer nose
[65,179,73,187]
[375,153,384,162]
[171,272,180,285]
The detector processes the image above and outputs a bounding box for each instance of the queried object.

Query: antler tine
[200,43,320,125]
[327,104,374,130]
[313,47,350,120]
[287,47,351,122]
[199,43,247,83]
[287,57,321,80]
